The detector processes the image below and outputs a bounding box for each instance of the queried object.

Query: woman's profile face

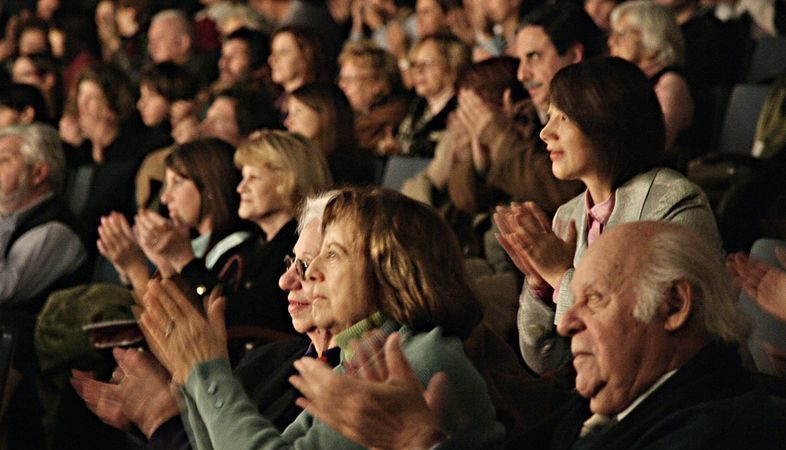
[161,168,203,230]
[236,163,287,224]
[279,219,322,333]
[410,40,453,101]
[539,105,598,182]
[269,32,307,90]
[306,218,375,334]
[284,96,321,141]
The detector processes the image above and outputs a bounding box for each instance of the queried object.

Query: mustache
[522,80,543,91]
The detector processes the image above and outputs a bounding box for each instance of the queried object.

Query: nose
[236,177,247,193]
[279,262,301,291]
[557,305,585,337]
[136,97,144,111]
[539,116,555,143]
[517,60,529,83]
[160,184,172,205]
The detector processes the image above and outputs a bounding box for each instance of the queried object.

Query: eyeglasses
[284,255,309,281]
[410,58,440,72]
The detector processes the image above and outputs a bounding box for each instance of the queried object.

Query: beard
[0,169,32,212]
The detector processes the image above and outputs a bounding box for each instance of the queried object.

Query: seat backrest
[745,37,786,84]
[738,238,786,376]
[381,156,433,191]
[718,84,771,155]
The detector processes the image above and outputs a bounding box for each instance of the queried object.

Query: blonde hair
[234,130,333,211]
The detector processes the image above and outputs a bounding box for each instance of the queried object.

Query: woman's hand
[71,369,131,431]
[495,202,576,292]
[134,209,195,275]
[138,280,229,385]
[727,248,786,323]
[59,114,85,147]
[112,347,179,438]
[97,212,148,284]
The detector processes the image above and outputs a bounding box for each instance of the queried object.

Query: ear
[20,106,36,124]
[564,43,585,65]
[663,279,693,332]
[30,160,50,187]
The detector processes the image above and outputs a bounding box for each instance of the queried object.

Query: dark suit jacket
[511,344,777,450]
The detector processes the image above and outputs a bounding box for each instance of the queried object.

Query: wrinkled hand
[71,369,131,431]
[290,333,448,450]
[727,248,786,323]
[98,212,148,282]
[495,202,576,291]
[134,209,194,275]
[112,347,179,438]
[138,280,229,385]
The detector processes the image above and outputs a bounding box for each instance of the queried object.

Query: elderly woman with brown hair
[137,187,504,450]
[337,40,410,153]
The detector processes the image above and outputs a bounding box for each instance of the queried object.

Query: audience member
[728,247,786,324]
[72,191,341,447]
[214,27,270,92]
[285,83,377,185]
[16,16,51,56]
[584,0,622,32]
[378,33,469,157]
[11,53,62,120]
[0,82,51,127]
[337,40,410,152]
[146,9,217,87]
[0,123,87,450]
[609,0,693,151]
[450,4,603,216]
[137,187,505,450]
[495,57,720,374]
[294,222,776,450]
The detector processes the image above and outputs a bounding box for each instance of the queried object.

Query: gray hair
[633,224,749,344]
[0,123,65,193]
[611,0,685,67]
[297,190,340,233]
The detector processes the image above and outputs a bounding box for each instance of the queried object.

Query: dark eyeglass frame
[284,255,309,281]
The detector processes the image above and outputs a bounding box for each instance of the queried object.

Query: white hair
[297,190,340,233]
[151,9,193,38]
[0,123,65,193]
[611,0,685,67]
[632,224,749,343]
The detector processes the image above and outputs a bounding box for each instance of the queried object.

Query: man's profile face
[558,233,672,415]
[515,25,576,112]
[0,135,33,212]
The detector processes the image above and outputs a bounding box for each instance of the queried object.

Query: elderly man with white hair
[291,221,777,450]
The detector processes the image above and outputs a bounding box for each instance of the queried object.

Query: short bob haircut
[409,33,470,85]
[234,130,333,212]
[549,57,664,189]
[75,63,137,122]
[610,0,685,68]
[456,56,526,110]
[321,187,482,340]
[289,83,356,157]
[338,40,405,99]
[271,25,334,85]
[164,138,242,249]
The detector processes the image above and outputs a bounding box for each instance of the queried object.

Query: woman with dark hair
[137,187,504,450]
[495,57,720,375]
[97,138,249,299]
[285,83,378,185]
[268,25,333,114]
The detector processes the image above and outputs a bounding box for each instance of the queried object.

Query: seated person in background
[0,123,87,323]
[377,33,470,157]
[0,82,51,127]
[136,62,199,148]
[495,57,720,375]
[213,27,270,94]
[0,123,87,450]
[337,40,410,153]
[137,187,505,450]
[72,191,341,446]
[285,83,378,185]
[608,0,693,153]
[11,53,63,121]
[450,4,603,217]
[293,222,777,450]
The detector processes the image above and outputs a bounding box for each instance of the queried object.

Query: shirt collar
[334,312,397,363]
[584,191,616,226]
[616,369,678,422]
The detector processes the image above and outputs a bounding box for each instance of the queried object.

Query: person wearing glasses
[138,187,504,450]
[72,191,341,448]
[377,33,470,157]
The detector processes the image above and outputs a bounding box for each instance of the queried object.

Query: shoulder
[555,192,586,220]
